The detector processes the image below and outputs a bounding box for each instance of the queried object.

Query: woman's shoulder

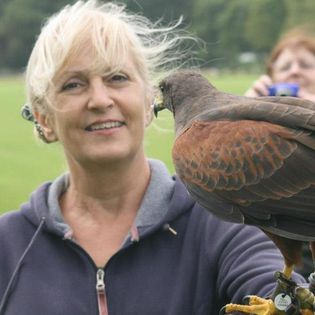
[0,209,23,224]
[0,205,41,244]
[0,209,30,233]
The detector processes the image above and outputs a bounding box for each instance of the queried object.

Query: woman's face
[272,47,315,94]
[40,50,151,168]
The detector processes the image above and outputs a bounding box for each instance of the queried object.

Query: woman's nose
[288,61,302,74]
[88,78,114,110]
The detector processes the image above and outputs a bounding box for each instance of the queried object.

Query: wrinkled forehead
[54,41,129,81]
[54,30,138,79]
[48,9,147,79]
[275,47,315,64]
[271,47,315,74]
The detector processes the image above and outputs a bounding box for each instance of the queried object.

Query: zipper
[64,229,142,315]
[96,269,108,315]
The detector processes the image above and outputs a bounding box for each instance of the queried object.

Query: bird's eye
[159,84,165,93]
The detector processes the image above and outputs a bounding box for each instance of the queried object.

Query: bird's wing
[258,95,315,111]
[173,119,313,204]
[195,97,315,131]
[174,119,315,239]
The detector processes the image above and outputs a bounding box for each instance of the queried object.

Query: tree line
[1,0,315,71]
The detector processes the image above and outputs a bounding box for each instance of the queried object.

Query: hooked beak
[153,94,165,118]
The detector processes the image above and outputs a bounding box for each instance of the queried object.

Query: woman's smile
[86,120,125,131]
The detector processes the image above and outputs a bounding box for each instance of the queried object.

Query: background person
[0,1,304,314]
[245,29,315,102]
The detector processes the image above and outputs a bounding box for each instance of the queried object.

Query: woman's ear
[144,92,154,128]
[33,111,58,143]
[145,104,154,127]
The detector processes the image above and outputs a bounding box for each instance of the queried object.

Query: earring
[21,104,49,143]
[21,104,34,122]
[34,121,50,143]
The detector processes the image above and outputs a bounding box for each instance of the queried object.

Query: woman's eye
[61,81,82,91]
[278,62,291,72]
[110,73,128,83]
[300,61,315,70]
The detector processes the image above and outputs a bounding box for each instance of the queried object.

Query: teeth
[88,121,123,131]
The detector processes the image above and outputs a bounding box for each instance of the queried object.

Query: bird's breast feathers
[173,119,312,200]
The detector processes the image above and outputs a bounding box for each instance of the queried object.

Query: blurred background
[1,0,315,210]
[1,0,315,73]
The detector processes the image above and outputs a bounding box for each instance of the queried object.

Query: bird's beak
[153,94,165,118]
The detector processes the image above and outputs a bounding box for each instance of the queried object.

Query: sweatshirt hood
[20,182,61,235]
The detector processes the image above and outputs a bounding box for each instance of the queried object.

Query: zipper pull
[96,269,105,292]
[96,269,108,315]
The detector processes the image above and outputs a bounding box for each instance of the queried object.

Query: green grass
[0,72,257,212]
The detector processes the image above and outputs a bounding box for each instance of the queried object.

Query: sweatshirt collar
[45,159,175,236]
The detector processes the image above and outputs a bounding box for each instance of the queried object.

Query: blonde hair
[25,0,195,114]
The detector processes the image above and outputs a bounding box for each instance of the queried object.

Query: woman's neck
[60,154,151,220]
[59,156,151,267]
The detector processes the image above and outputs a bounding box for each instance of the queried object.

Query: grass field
[0,72,258,211]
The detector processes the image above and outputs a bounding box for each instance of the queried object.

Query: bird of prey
[153,70,315,315]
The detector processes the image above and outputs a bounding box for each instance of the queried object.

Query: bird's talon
[242,295,251,305]
[219,305,228,315]
[219,297,276,315]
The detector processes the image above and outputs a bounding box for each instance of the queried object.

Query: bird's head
[154,70,212,117]
[153,70,216,134]
[153,74,177,118]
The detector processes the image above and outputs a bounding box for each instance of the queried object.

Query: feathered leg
[263,231,303,280]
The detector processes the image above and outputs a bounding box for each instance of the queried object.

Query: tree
[284,0,315,33]
[245,0,286,53]
[217,0,250,67]
[190,0,230,67]
[124,0,192,23]
[1,0,315,71]
[0,0,73,70]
